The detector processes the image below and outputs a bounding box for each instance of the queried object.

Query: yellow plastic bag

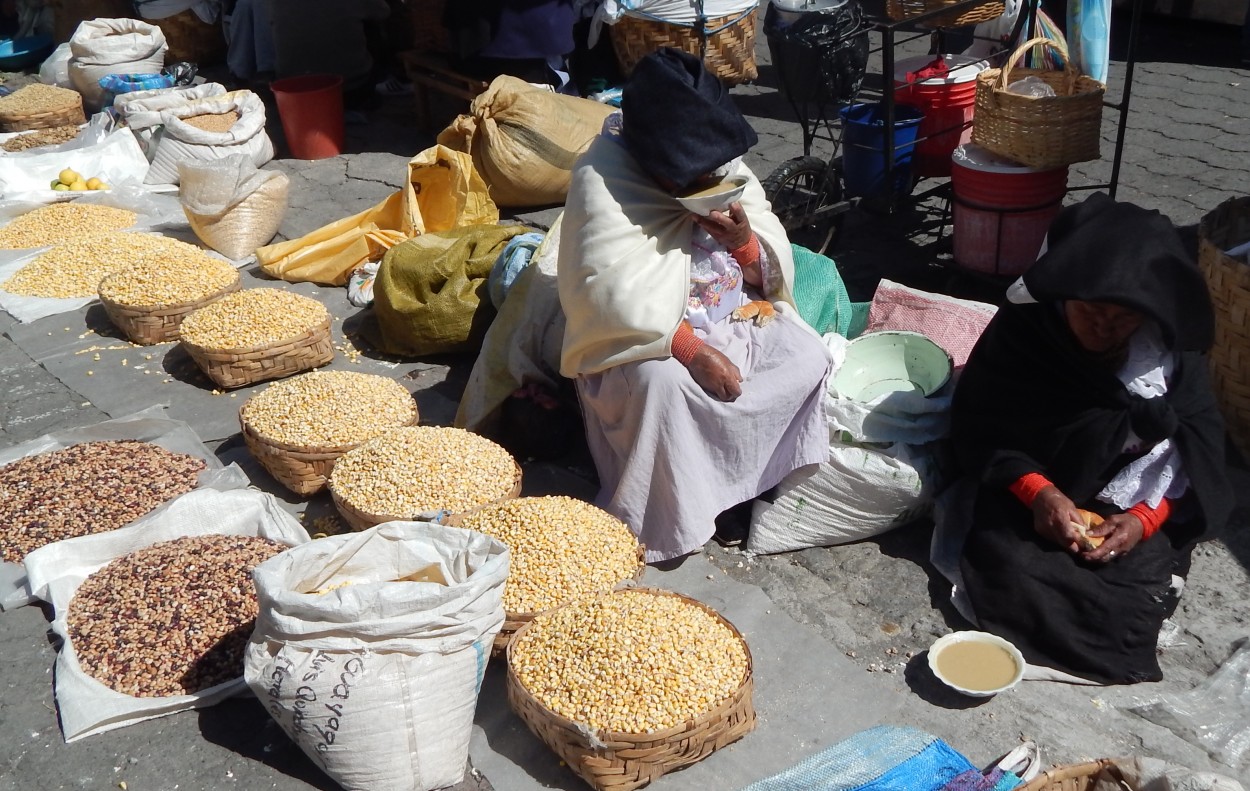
[256,145,497,285]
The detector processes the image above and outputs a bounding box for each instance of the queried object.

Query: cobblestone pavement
[2,10,1249,791]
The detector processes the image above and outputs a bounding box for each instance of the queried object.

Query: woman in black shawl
[951,193,1233,684]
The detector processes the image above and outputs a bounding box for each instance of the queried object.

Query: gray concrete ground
[3,9,1250,791]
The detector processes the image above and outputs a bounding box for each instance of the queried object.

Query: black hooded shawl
[952,194,1233,684]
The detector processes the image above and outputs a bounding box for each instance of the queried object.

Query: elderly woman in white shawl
[558,48,832,563]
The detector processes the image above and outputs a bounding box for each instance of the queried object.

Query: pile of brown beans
[0,440,206,563]
[68,534,286,697]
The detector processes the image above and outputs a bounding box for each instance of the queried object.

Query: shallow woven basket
[886,0,1004,28]
[240,406,419,497]
[971,36,1105,170]
[1019,759,1125,791]
[148,7,227,65]
[100,275,241,346]
[0,92,86,133]
[610,8,758,86]
[1199,196,1250,457]
[506,588,756,791]
[331,460,524,532]
[181,316,334,389]
[479,544,647,657]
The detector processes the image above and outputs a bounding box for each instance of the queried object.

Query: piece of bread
[731,300,776,327]
[1071,509,1105,550]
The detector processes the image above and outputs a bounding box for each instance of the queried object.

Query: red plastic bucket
[893,55,987,178]
[270,75,345,160]
[951,144,1069,277]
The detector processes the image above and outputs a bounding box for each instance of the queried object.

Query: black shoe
[713,501,753,548]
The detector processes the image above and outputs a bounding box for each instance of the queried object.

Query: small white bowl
[927,631,1026,698]
[676,175,749,216]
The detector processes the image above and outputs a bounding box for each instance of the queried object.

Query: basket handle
[995,35,1079,95]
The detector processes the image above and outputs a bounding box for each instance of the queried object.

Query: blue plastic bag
[1068,0,1111,83]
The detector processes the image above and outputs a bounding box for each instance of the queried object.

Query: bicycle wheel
[763,155,847,254]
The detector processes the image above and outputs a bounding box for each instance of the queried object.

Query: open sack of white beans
[244,521,508,791]
[23,487,310,742]
[0,405,249,610]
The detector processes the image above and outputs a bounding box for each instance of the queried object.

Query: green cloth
[790,243,869,338]
[370,223,529,356]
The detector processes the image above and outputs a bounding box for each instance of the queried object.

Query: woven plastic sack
[244,521,509,791]
[69,18,168,112]
[741,725,977,791]
[179,154,289,260]
[437,75,614,208]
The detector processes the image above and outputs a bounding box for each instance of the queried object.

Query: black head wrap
[620,48,759,192]
[1023,192,1214,351]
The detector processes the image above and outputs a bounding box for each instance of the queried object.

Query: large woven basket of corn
[0,84,87,133]
[971,37,1104,170]
[1199,196,1250,457]
[610,7,758,86]
[100,270,241,346]
[239,371,419,496]
[328,426,523,531]
[1018,759,1124,791]
[451,496,647,655]
[507,588,756,791]
[886,0,1004,29]
[178,288,335,389]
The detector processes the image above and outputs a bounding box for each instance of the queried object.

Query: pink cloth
[864,280,997,369]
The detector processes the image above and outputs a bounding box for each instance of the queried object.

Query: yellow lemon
[94,182,109,191]
[58,168,79,185]
[86,177,103,190]
[68,181,88,191]
[52,183,70,191]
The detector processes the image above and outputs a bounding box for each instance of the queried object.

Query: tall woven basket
[330,462,524,531]
[886,0,1004,29]
[610,7,758,85]
[1199,196,1250,457]
[146,8,226,65]
[181,317,335,389]
[100,277,240,346]
[1019,759,1125,790]
[506,588,757,791]
[240,408,419,497]
[971,37,1105,170]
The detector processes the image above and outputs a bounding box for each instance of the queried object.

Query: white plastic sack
[1118,757,1246,791]
[0,405,250,611]
[38,41,74,88]
[245,521,509,791]
[746,441,946,555]
[114,81,228,139]
[0,125,150,200]
[146,91,274,186]
[179,154,289,259]
[68,18,168,112]
[23,488,308,741]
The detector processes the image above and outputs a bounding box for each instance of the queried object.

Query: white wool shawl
[558,134,795,377]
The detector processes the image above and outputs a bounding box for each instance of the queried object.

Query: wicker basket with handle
[610,6,758,85]
[100,275,240,346]
[886,0,1004,29]
[506,588,756,791]
[181,316,335,389]
[1199,196,1250,457]
[1019,759,1131,790]
[971,37,1105,170]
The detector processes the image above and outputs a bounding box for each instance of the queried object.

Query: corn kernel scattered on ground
[511,590,749,733]
[179,288,328,350]
[330,426,517,517]
[458,496,641,614]
[241,370,416,448]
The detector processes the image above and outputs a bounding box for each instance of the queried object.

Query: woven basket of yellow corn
[99,253,242,345]
[178,288,334,388]
[328,426,523,531]
[0,84,86,132]
[507,588,756,791]
[452,496,646,655]
[239,371,419,496]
